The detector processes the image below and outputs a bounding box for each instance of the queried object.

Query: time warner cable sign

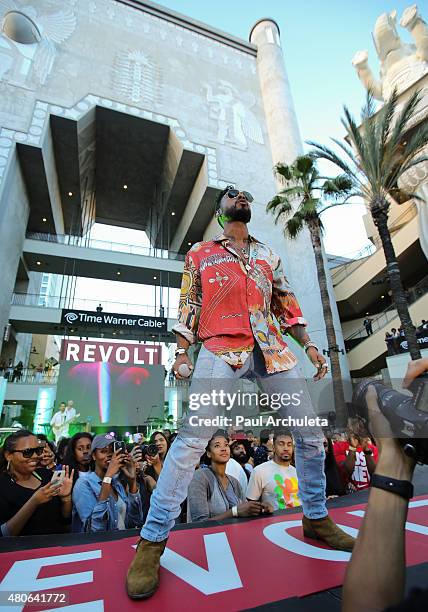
[61,309,166,331]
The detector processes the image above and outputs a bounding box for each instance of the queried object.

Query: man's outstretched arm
[343,386,417,612]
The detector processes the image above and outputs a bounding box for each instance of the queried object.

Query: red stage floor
[1,493,428,611]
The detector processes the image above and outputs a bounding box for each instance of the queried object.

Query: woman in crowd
[187,432,271,522]
[40,440,57,471]
[56,438,70,465]
[63,433,94,481]
[72,434,143,532]
[144,431,170,482]
[0,430,74,536]
[323,436,346,498]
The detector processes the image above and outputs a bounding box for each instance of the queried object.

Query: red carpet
[1,495,428,611]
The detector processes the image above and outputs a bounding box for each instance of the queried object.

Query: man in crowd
[246,431,300,510]
[126,186,355,600]
[230,439,253,481]
[363,317,373,336]
[334,432,378,492]
[253,429,273,467]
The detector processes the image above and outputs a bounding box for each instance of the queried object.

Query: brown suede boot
[126,537,168,599]
[302,515,355,552]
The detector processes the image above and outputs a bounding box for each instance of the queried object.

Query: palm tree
[309,89,428,359]
[267,154,353,425]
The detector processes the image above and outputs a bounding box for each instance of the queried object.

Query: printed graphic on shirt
[274,473,300,509]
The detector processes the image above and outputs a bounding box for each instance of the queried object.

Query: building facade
[0,0,349,426]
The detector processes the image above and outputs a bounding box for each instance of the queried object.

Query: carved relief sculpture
[202,80,263,150]
[0,0,76,89]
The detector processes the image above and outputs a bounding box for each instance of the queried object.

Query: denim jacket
[72,471,143,532]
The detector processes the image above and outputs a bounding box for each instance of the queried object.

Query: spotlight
[42,217,47,222]
[116,270,121,276]
[123,184,128,190]
[171,211,175,216]
[68,191,73,197]
[36,261,41,266]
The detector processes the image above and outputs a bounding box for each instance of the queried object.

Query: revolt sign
[61,309,167,331]
[60,340,161,365]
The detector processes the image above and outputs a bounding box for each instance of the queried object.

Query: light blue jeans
[141,343,327,542]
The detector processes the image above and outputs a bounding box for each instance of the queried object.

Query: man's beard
[226,205,251,223]
[233,453,247,465]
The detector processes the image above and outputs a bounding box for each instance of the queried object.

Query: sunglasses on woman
[10,446,45,458]
[226,188,254,203]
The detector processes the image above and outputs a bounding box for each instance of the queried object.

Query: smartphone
[130,445,142,460]
[51,469,65,487]
[113,441,126,454]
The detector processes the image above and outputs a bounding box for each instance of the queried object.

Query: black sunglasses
[11,446,45,458]
[226,188,254,203]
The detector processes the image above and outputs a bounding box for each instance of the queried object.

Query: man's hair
[259,429,270,444]
[245,430,253,435]
[214,186,231,213]
[273,430,293,443]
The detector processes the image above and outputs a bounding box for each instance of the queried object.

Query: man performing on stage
[50,400,78,444]
[126,186,355,599]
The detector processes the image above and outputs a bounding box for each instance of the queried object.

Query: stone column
[249,19,302,165]
[250,18,351,394]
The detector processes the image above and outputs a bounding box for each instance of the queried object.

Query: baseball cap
[91,433,116,452]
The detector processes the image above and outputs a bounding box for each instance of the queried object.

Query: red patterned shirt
[172,234,307,373]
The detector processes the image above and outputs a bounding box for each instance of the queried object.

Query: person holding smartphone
[72,434,143,532]
[0,430,74,536]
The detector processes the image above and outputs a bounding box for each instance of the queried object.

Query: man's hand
[172,353,194,379]
[402,357,428,389]
[306,347,328,381]
[365,385,415,479]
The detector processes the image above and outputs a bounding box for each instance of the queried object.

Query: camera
[141,443,159,457]
[352,374,428,464]
[113,440,126,454]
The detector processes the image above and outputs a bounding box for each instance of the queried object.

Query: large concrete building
[0,0,350,427]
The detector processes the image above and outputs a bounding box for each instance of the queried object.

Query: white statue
[353,5,428,261]
[202,80,264,150]
[352,5,428,101]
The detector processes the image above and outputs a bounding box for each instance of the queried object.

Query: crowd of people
[385,320,428,355]
[0,422,378,537]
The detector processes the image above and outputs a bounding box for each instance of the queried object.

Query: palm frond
[308,141,359,183]
[330,137,357,164]
[322,175,353,198]
[286,212,305,239]
[274,163,292,182]
[295,155,315,176]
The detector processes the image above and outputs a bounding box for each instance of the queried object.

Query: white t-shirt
[246,460,300,510]
[225,457,248,497]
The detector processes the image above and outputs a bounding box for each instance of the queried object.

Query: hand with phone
[33,481,63,506]
[105,450,125,479]
[57,465,74,498]
[120,452,137,483]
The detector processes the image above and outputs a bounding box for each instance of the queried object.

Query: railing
[3,368,59,385]
[5,368,189,387]
[331,203,417,286]
[10,293,179,319]
[345,276,428,343]
[26,232,186,261]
